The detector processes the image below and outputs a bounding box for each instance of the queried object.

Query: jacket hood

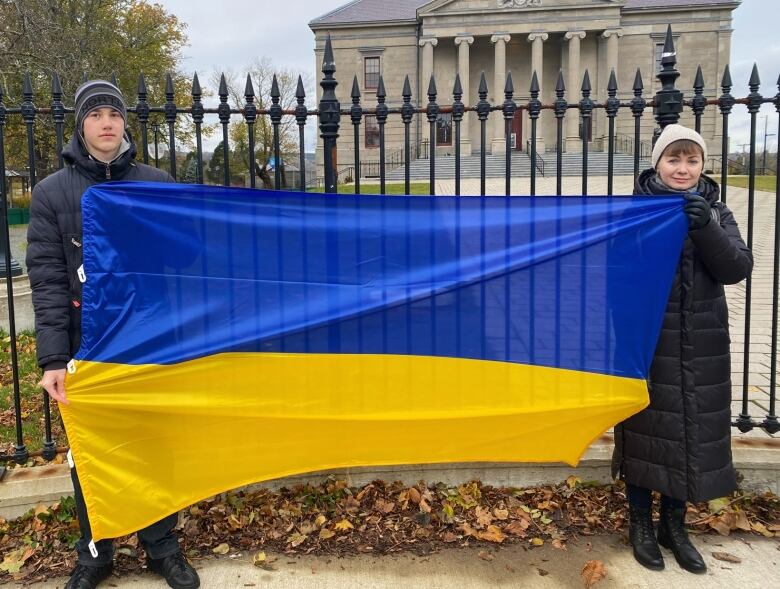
[62,131,138,182]
[634,168,720,204]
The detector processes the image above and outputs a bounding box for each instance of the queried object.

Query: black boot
[64,563,113,589]
[628,505,664,570]
[147,551,200,589]
[658,506,707,574]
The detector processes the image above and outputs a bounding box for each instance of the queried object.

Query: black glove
[683,192,711,230]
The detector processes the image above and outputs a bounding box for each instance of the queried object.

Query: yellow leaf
[319,528,336,540]
[530,537,544,547]
[212,543,230,555]
[287,532,307,547]
[334,519,354,532]
[478,525,506,543]
[751,521,775,538]
[0,547,34,574]
[566,475,581,489]
[315,514,327,528]
[581,560,607,588]
[227,514,242,530]
[708,497,731,513]
[252,551,266,566]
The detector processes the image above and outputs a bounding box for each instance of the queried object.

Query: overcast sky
[156,0,772,153]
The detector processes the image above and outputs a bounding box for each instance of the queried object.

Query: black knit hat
[74,79,127,132]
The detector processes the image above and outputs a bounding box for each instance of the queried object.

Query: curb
[2,436,778,521]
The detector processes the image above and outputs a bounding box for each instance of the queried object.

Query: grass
[724,175,777,192]
[314,182,431,195]
[0,331,66,456]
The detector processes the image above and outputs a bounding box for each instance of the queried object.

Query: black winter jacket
[611,170,753,502]
[26,133,173,370]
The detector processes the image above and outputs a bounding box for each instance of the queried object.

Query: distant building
[310,0,739,176]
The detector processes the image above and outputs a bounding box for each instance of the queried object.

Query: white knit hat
[651,124,708,169]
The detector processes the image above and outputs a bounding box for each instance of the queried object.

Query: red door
[512,110,523,151]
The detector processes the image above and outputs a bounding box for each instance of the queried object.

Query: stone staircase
[384,151,651,181]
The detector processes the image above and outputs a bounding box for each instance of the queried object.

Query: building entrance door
[512,111,523,151]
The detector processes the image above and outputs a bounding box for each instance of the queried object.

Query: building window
[364,57,380,91]
[436,114,453,146]
[654,42,665,74]
[365,115,380,148]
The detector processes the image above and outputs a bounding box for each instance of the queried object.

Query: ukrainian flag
[62,183,687,541]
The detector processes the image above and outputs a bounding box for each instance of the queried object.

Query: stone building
[309,0,740,177]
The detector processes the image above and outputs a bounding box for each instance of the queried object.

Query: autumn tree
[0,0,190,178]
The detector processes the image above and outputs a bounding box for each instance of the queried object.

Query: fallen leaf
[751,521,775,538]
[712,552,742,564]
[505,521,529,537]
[475,506,493,527]
[212,543,230,555]
[538,568,549,576]
[478,525,506,543]
[374,499,395,514]
[478,550,494,561]
[334,519,354,532]
[708,498,731,513]
[493,508,509,521]
[287,532,307,547]
[409,487,422,504]
[442,531,459,543]
[552,539,566,550]
[319,528,336,540]
[314,515,327,527]
[0,547,34,574]
[530,537,544,547]
[566,475,581,489]
[580,560,607,588]
[252,551,266,566]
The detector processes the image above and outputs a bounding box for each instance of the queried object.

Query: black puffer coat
[26,133,173,370]
[611,170,753,502]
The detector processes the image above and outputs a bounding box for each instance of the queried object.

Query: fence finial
[581,69,592,94]
[555,69,565,93]
[504,71,514,95]
[52,72,62,96]
[245,74,255,101]
[607,69,618,94]
[191,72,201,98]
[296,75,306,101]
[453,72,463,97]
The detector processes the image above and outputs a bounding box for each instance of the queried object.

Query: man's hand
[684,193,712,230]
[40,368,68,405]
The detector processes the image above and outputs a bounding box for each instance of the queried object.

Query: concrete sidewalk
[24,534,779,588]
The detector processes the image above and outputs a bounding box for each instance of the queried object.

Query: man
[26,80,200,589]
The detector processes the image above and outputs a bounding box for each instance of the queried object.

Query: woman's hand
[684,193,711,230]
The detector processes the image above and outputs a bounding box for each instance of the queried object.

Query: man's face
[82,107,125,162]
[656,148,704,191]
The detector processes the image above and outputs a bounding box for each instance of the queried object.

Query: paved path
[24,534,780,588]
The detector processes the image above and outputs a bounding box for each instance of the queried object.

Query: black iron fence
[0,25,778,467]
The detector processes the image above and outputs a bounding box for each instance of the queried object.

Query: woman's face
[656,148,704,191]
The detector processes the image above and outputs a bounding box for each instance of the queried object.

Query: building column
[419,36,438,100]
[528,32,548,153]
[455,35,475,155]
[600,29,623,141]
[565,30,586,152]
[491,33,511,154]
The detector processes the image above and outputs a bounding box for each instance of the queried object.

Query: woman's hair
[662,139,704,160]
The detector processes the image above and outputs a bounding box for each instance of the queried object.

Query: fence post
[319,34,340,194]
[654,25,683,135]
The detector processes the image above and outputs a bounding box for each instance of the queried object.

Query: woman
[611,124,753,574]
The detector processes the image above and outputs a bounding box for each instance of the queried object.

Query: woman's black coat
[611,169,753,502]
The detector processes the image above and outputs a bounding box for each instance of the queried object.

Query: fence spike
[138,73,148,97]
[504,71,514,95]
[453,72,463,96]
[402,75,412,99]
[663,23,676,54]
[633,68,644,92]
[245,74,255,100]
[427,74,437,99]
[270,74,280,99]
[165,73,174,97]
[693,65,704,91]
[52,72,62,96]
[581,69,592,93]
[23,72,33,97]
[218,73,228,98]
[749,63,761,91]
[322,33,335,74]
[296,75,306,100]
[351,75,361,100]
[607,69,617,93]
[478,71,488,96]
[377,74,387,100]
[530,70,540,94]
[721,64,732,91]
[555,69,565,93]
[191,72,201,98]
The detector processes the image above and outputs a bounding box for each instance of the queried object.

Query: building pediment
[419,0,625,17]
